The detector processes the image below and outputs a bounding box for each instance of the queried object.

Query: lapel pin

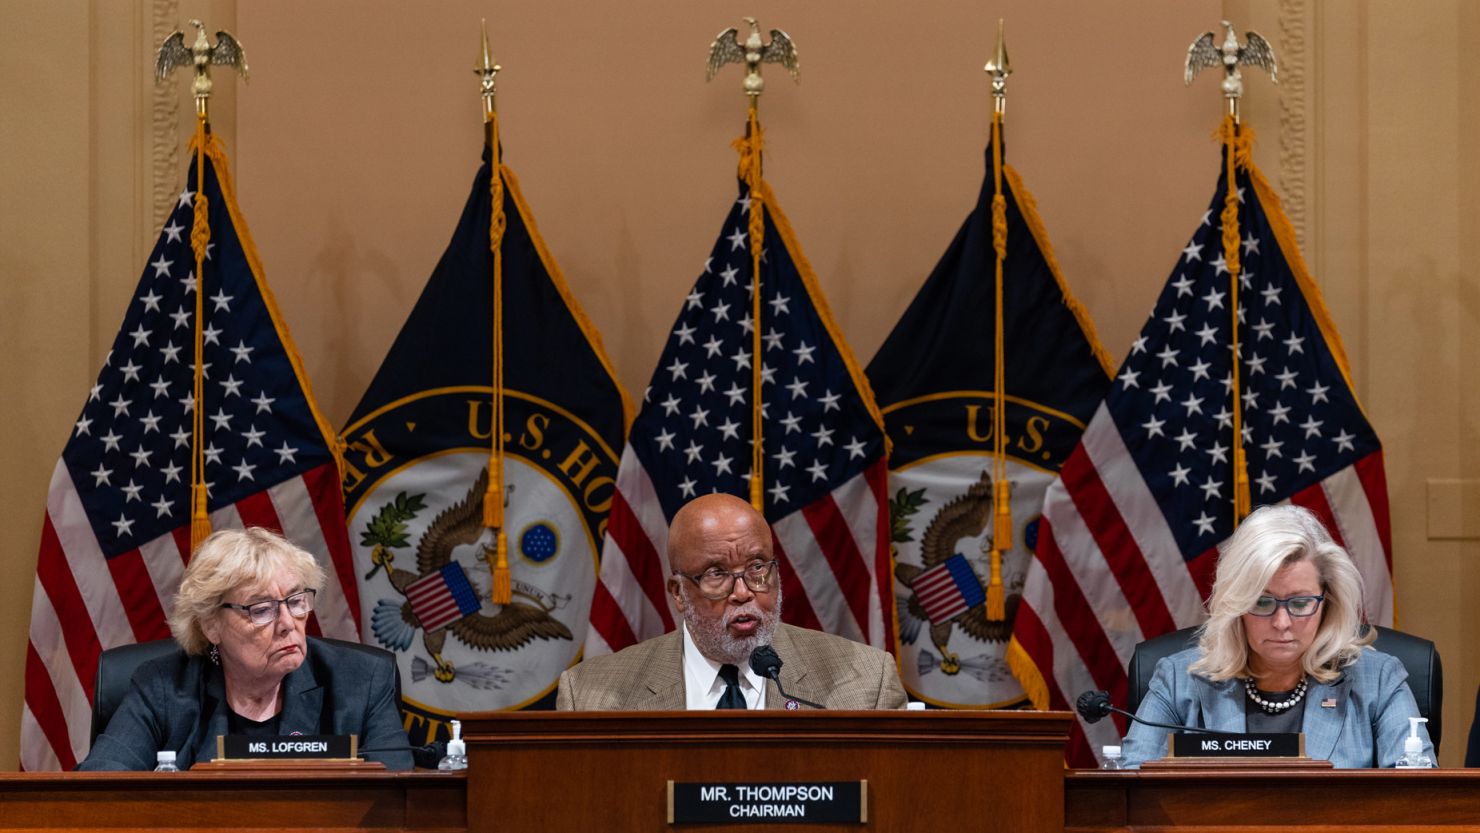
[785,699,800,710]
[1321,698,1337,709]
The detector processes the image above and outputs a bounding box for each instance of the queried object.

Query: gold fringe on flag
[188,112,213,551]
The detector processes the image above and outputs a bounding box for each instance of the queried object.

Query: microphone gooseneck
[748,645,825,710]
[1075,689,1241,736]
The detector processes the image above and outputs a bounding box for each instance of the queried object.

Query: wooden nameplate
[1142,757,1333,770]
[192,758,386,771]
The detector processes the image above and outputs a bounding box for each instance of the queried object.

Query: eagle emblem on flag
[362,468,573,689]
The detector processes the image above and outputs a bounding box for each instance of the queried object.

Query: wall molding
[1277,0,1309,249]
[151,0,180,229]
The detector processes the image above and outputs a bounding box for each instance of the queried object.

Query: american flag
[585,180,894,656]
[1012,135,1393,766]
[21,134,359,771]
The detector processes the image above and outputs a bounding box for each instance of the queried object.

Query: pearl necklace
[1244,675,1307,713]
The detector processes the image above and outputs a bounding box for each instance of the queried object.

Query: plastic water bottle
[1099,745,1125,770]
[153,750,179,772]
[1395,716,1433,769]
[437,719,468,771]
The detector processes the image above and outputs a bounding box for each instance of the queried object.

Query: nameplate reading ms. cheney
[218,734,356,760]
[1170,733,1303,758]
[668,782,867,825]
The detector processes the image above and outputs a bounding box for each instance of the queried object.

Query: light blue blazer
[1122,646,1434,769]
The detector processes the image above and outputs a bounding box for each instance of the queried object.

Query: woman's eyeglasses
[1248,594,1323,618]
[220,589,317,625]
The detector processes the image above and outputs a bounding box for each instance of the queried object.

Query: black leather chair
[1464,686,1480,766]
[1125,624,1443,754]
[90,638,404,744]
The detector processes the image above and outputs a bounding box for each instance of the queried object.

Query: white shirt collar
[680,622,766,710]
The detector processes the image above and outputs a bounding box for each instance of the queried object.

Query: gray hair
[1189,504,1372,684]
[168,527,326,655]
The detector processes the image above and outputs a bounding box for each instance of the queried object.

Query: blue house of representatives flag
[342,146,629,739]
[867,137,1112,709]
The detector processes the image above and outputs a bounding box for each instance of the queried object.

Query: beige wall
[2,0,1475,767]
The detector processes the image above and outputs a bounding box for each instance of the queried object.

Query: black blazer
[77,636,413,770]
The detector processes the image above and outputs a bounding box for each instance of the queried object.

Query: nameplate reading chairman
[79,528,413,770]
[557,493,906,710]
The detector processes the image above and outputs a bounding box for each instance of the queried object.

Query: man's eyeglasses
[221,589,317,625]
[675,560,779,600]
[1248,594,1324,618]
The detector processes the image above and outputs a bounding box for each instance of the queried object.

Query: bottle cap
[1102,745,1121,756]
[447,738,467,757]
[156,750,176,763]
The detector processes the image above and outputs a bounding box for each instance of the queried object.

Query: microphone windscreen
[748,644,783,679]
[1075,690,1113,724]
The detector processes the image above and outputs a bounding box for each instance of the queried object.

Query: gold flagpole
[706,18,799,512]
[477,21,513,605]
[155,21,248,551]
[983,21,1012,621]
[1185,21,1278,524]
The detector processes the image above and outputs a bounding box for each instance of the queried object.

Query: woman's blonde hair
[168,527,326,655]
[1189,504,1372,684]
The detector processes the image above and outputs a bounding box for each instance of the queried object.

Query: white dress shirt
[681,623,766,710]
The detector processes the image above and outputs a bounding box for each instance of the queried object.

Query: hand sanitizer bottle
[437,719,468,771]
[1395,716,1432,768]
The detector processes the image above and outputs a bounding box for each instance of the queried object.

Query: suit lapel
[278,652,325,735]
[1196,675,1247,732]
[196,663,232,764]
[1301,673,1349,761]
[632,630,686,710]
[765,625,821,710]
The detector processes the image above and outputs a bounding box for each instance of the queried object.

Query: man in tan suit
[557,494,906,710]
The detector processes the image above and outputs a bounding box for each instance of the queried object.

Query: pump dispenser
[438,719,468,771]
[1396,716,1432,768]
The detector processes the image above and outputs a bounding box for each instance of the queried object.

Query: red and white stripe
[1014,405,1393,767]
[21,461,357,772]
[586,454,893,657]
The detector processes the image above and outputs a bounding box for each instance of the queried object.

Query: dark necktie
[716,663,747,709]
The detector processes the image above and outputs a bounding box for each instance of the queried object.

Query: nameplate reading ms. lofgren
[218,734,357,760]
[1170,732,1304,758]
[667,781,867,824]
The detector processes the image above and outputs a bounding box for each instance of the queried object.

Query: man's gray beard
[681,583,782,666]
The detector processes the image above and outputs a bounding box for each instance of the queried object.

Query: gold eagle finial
[155,19,249,119]
[706,17,799,99]
[1185,20,1277,120]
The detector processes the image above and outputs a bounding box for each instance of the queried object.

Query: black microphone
[358,741,448,769]
[749,645,825,710]
[1075,690,1241,736]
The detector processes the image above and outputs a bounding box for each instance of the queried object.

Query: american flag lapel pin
[1321,697,1338,709]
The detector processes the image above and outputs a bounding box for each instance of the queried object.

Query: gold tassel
[190,484,211,550]
[986,551,1006,621]
[992,477,1013,552]
[491,529,511,605]
[987,478,1011,620]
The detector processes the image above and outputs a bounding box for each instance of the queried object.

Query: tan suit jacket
[556,623,906,711]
